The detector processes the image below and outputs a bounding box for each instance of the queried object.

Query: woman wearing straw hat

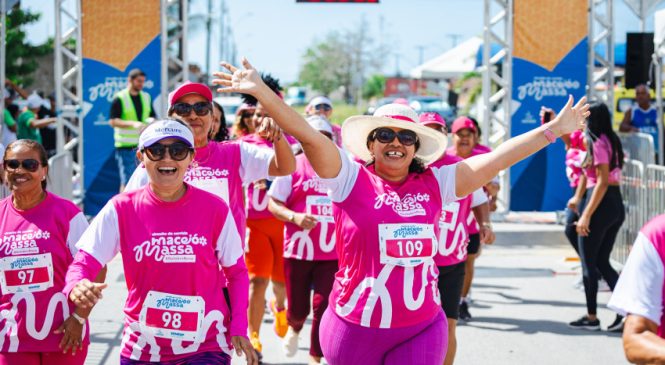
[64,119,257,365]
[213,58,589,365]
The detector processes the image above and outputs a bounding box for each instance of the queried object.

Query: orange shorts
[245,217,285,282]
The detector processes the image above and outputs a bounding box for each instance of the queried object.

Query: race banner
[510,0,588,211]
[81,0,162,215]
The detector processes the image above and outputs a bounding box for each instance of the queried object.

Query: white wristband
[71,312,86,325]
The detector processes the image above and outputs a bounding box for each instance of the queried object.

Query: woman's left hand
[54,316,84,355]
[576,214,591,237]
[256,117,282,143]
[231,336,259,365]
[212,58,264,96]
[552,95,590,136]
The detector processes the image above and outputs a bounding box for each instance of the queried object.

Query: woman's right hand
[551,96,590,136]
[212,58,264,96]
[69,279,107,309]
[295,213,318,230]
[567,197,579,214]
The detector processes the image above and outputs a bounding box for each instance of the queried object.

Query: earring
[41,176,46,181]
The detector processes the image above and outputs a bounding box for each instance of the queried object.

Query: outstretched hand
[553,95,590,136]
[212,58,264,96]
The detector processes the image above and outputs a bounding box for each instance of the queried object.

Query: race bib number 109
[378,224,436,267]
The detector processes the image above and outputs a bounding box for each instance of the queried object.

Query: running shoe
[568,316,600,331]
[271,299,289,338]
[250,331,263,362]
[283,326,300,357]
[607,315,625,332]
[459,301,472,321]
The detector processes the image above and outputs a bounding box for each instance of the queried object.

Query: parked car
[214,96,243,126]
[285,87,308,107]
[365,97,399,115]
[407,96,455,123]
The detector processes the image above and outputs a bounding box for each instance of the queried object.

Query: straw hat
[341,103,447,164]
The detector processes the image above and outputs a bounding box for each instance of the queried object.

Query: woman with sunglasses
[213,59,589,364]
[419,112,488,365]
[125,81,296,244]
[210,101,230,142]
[567,102,625,332]
[231,103,256,139]
[64,119,257,365]
[305,96,342,147]
[267,115,338,364]
[0,139,105,365]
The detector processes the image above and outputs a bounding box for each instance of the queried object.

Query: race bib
[190,178,230,203]
[378,224,436,267]
[306,195,334,223]
[0,253,54,294]
[139,291,205,342]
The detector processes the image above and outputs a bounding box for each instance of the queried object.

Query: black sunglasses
[371,127,419,146]
[171,102,212,117]
[241,112,253,118]
[315,104,332,111]
[3,159,41,172]
[141,142,193,162]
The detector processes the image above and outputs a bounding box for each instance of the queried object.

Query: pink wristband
[543,128,557,143]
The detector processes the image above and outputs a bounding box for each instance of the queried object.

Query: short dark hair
[128,69,146,80]
[4,139,49,190]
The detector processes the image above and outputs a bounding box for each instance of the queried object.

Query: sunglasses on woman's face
[315,104,332,112]
[3,159,41,172]
[371,127,419,146]
[142,142,193,162]
[171,102,212,117]
[241,112,253,118]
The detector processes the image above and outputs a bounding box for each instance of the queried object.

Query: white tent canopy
[410,37,482,79]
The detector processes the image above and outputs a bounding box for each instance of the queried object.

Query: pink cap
[451,116,477,134]
[236,103,256,116]
[393,98,409,106]
[419,112,446,128]
[168,81,213,107]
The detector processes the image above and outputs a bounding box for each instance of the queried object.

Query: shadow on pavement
[461,316,623,337]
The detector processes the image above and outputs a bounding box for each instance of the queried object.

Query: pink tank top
[242,134,276,220]
[0,193,87,353]
[331,166,443,328]
[640,215,665,338]
[113,187,235,361]
[430,154,472,267]
[282,155,337,261]
[447,144,491,234]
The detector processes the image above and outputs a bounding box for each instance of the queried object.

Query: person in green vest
[16,93,56,144]
[109,68,156,187]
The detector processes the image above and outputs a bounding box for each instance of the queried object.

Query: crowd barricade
[48,151,74,200]
[612,161,665,265]
[619,132,655,165]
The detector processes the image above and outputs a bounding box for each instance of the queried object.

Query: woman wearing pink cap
[448,116,497,321]
[213,59,589,364]
[0,139,105,365]
[419,112,489,365]
[608,214,665,363]
[64,119,257,365]
[231,103,256,139]
[267,115,338,364]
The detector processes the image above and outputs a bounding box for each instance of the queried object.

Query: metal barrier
[612,161,665,264]
[619,132,655,165]
[48,151,74,200]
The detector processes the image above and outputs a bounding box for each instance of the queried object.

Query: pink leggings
[320,308,447,365]
[0,347,88,365]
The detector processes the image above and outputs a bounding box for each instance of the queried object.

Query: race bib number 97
[0,253,54,294]
[378,224,436,267]
[140,291,205,342]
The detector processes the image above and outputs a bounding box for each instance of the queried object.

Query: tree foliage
[298,18,388,102]
[5,8,53,87]
[362,74,385,100]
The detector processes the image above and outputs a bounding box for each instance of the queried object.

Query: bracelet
[543,127,557,143]
[481,222,493,229]
[71,312,86,325]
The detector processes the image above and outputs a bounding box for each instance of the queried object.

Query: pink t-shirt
[430,154,488,267]
[0,192,88,353]
[608,214,665,338]
[65,185,247,362]
[331,124,343,148]
[241,134,276,220]
[447,144,492,234]
[321,149,458,328]
[125,141,274,241]
[269,154,337,261]
[584,134,622,188]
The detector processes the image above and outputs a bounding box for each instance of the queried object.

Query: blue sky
[23,0,662,83]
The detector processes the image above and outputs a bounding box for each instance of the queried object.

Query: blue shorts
[115,147,137,185]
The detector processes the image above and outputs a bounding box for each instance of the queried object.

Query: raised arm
[455,96,589,198]
[212,59,341,178]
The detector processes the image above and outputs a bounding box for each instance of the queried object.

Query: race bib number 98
[378,224,436,267]
[0,253,54,294]
[140,291,205,342]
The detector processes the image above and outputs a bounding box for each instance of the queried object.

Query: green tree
[362,74,385,99]
[5,8,53,87]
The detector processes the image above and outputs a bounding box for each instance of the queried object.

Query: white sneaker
[283,327,299,357]
[598,279,611,292]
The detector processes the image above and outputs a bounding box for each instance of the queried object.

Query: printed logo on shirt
[133,231,207,264]
[1,229,51,255]
[302,177,327,194]
[184,167,229,181]
[374,192,430,217]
